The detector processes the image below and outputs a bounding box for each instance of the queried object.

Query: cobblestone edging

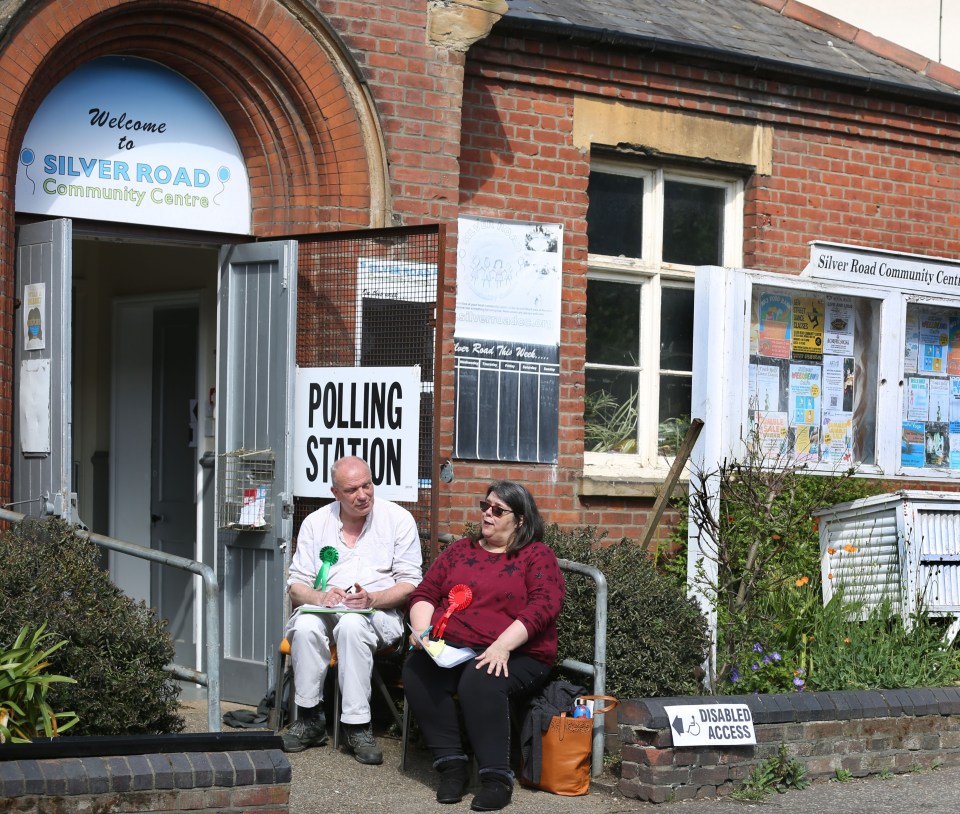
[0,734,291,814]
[617,687,960,803]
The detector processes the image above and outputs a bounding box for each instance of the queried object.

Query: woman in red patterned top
[403,481,565,811]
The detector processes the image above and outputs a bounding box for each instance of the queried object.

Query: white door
[12,219,75,521]
[217,240,297,703]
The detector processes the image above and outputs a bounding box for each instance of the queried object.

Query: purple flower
[730,667,741,683]
[772,652,782,661]
[793,676,805,689]
[762,655,772,665]
[752,643,763,653]
[751,662,760,671]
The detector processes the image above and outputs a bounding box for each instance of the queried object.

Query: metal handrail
[0,508,221,733]
[557,558,608,778]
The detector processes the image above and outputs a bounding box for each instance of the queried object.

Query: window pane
[658,375,692,455]
[663,181,724,266]
[586,172,643,258]
[750,287,877,467]
[902,303,960,470]
[660,287,694,372]
[584,369,640,453]
[586,279,640,366]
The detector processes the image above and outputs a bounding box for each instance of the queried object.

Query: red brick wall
[2,4,960,544]
[438,30,960,541]
[0,0,467,507]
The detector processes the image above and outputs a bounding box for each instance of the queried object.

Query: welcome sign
[16,56,250,234]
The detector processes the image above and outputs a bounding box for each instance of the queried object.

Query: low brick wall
[617,687,960,803]
[0,734,290,814]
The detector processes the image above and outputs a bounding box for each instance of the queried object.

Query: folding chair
[331,640,405,747]
[273,635,405,745]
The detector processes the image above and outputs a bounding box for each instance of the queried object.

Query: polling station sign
[663,704,756,747]
[294,366,421,502]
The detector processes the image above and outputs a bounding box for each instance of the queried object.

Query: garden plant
[546,524,710,699]
[670,436,960,693]
[0,623,78,742]
[0,518,184,736]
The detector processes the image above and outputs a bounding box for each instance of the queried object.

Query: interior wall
[72,239,218,534]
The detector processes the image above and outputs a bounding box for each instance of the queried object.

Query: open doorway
[72,237,218,670]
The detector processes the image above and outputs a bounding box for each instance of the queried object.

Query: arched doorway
[3,0,391,702]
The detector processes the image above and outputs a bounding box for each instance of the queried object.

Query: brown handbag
[523,695,618,797]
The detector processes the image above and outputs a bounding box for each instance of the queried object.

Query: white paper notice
[824,296,854,356]
[455,216,562,345]
[822,356,845,411]
[929,378,950,423]
[753,365,781,412]
[906,377,930,422]
[19,358,51,454]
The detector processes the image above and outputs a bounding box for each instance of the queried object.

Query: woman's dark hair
[469,480,545,554]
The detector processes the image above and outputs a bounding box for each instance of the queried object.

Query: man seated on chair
[281,455,423,763]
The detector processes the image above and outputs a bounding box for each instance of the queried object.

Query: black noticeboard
[453,336,559,463]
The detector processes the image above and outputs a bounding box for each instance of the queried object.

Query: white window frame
[584,159,744,479]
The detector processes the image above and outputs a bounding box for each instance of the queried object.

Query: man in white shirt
[281,456,422,763]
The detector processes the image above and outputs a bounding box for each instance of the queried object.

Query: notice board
[453,216,562,463]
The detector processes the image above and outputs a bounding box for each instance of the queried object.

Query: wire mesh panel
[218,449,275,530]
[292,225,445,549]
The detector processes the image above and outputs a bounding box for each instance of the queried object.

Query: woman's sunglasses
[479,500,514,518]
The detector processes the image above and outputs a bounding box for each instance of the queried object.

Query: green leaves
[548,525,709,699]
[670,430,882,687]
[0,623,78,742]
[0,518,184,736]
[802,595,960,691]
[731,743,809,800]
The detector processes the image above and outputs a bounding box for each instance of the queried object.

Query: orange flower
[771,533,781,540]
[828,572,834,580]
[827,547,837,555]
[843,637,851,645]
[843,544,858,553]
[795,576,810,587]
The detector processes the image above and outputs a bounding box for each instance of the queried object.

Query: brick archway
[0,0,389,235]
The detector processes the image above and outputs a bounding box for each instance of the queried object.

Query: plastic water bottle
[572,701,592,719]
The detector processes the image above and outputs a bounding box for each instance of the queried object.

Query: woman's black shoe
[470,774,512,811]
[436,758,470,804]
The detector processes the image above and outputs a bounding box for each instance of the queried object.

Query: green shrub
[665,442,883,683]
[0,518,184,735]
[546,525,709,699]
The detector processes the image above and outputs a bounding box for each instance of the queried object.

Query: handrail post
[557,558,608,778]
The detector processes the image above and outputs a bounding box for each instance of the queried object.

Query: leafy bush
[1,624,79,742]
[712,538,960,694]
[0,518,184,735]
[546,524,709,699]
[666,437,883,683]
